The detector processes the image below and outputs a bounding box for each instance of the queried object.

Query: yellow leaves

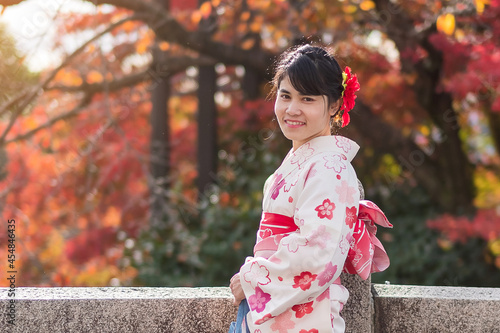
[454,28,465,41]
[121,20,137,33]
[136,39,150,54]
[241,11,251,22]
[360,0,375,11]
[191,11,202,25]
[250,15,264,33]
[136,29,154,54]
[343,4,357,14]
[241,39,255,50]
[248,0,272,11]
[487,237,500,269]
[437,238,453,251]
[250,21,261,33]
[39,230,64,265]
[103,206,121,227]
[55,68,83,86]
[235,13,263,36]
[72,259,118,286]
[86,70,104,84]
[436,13,455,36]
[420,125,430,137]
[475,0,490,14]
[159,41,170,51]
[191,2,212,26]
[200,1,212,19]
[86,43,96,53]
[190,1,217,27]
[474,168,500,208]
[378,153,402,180]
[490,239,500,257]
[24,118,38,131]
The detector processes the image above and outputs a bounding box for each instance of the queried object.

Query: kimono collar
[265,135,360,204]
[286,135,360,166]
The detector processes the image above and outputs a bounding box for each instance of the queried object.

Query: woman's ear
[329,100,341,116]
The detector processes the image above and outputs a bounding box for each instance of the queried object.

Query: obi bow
[342,200,393,280]
[254,200,392,280]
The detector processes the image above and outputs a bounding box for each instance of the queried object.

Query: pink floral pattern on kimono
[293,271,317,291]
[323,154,347,174]
[335,180,357,205]
[290,144,315,169]
[317,262,338,287]
[339,234,351,255]
[307,225,331,249]
[248,286,271,313]
[244,262,271,288]
[270,311,295,333]
[335,136,352,153]
[292,301,314,318]
[314,199,336,220]
[271,174,285,200]
[282,235,308,253]
[345,206,357,228]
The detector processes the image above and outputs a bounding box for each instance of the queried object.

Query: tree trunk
[414,41,476,215]
[196,66,217,197]
[196,0,218,198]
[371,0,476,214]
[149,0,172,226]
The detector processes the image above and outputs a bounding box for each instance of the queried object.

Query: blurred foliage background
[0,0,499,288]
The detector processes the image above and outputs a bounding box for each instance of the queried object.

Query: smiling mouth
[285,120,305,126]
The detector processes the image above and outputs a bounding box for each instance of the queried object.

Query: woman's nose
[286,100,301,115]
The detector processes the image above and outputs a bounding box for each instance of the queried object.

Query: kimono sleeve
[239,156,360,324]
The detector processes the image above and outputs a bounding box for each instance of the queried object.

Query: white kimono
[239,135,363,333]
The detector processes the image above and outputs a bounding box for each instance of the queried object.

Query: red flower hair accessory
[340,66,360,127]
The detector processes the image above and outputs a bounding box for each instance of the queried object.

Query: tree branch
[87,0,162,14]
[0,14,147,144]
[46,55,214,93]
[87,0,276,73]
[5,94,92,144]
[47,69,150,93]
[0,0,25,7]
[4,51,215,145]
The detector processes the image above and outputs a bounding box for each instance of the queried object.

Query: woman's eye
[303,97,315,102]
[280,94,290,99]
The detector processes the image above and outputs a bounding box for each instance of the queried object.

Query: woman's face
[275,76,335,151]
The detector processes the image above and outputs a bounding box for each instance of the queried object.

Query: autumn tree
[1,0,499,287]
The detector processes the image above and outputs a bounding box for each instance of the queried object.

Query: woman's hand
[229,272,245,306]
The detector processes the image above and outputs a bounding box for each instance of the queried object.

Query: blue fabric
[228,300,250,333]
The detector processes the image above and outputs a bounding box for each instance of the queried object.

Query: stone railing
[1,274,499,332]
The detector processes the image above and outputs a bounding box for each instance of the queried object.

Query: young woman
[228,44,392,333]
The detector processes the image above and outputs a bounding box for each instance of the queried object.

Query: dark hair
[271,44,344,109]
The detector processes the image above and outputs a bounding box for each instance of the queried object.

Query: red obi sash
[259,212,299,238]
[254,200,392,280]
